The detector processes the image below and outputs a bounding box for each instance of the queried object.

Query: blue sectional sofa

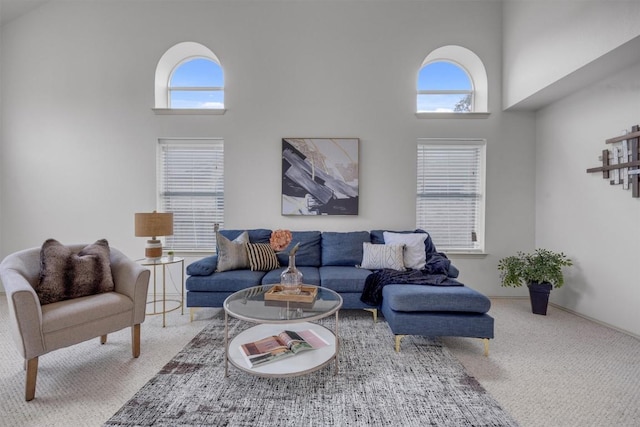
[186,229,494,354]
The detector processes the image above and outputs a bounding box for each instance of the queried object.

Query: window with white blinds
[158,138,224,251]
[417,139,485,253]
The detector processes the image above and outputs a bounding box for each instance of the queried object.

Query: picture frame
[281,138,359,216]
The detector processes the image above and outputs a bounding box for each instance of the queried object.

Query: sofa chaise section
[380,284,494,354]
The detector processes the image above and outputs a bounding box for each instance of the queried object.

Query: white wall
[503,0,640,109]
[0,0,536,298]
[536,61,640,336]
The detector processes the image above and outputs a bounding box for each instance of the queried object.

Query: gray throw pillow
[37,239,115,305]
[216,231,250,272]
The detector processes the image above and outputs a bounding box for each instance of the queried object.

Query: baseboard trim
[548,302,640,341]
[488,296,639,340]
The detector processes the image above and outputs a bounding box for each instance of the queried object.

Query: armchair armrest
[109,248,150,325]
[0,268,45,360]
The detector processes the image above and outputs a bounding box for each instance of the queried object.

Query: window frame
[416,138,486,254]
[157,138,224,253]
[416,45,489,119]
[153,42,226,115]
[417,60,474,113]
[168,57,224,109]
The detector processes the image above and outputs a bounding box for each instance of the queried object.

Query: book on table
[239,329,329,368]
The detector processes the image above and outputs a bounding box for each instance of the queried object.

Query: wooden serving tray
[264,285,318,303]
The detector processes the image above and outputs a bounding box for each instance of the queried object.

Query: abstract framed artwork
[282,138,359,215]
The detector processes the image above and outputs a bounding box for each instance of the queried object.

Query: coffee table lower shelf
[227,322,338,378]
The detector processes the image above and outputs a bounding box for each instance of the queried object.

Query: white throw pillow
[359,242,406,271]
[382,232,428,270]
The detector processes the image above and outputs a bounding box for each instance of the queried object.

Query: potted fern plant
[498,249,572,315]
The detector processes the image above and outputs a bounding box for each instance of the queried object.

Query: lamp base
[145,239,163,260]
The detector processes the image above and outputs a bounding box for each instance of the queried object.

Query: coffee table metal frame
[223,285,343,378]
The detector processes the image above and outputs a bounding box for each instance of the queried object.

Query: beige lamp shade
[135,212,173,237]
[135,212,173,260]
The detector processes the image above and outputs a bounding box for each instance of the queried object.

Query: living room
[1,0,638,425]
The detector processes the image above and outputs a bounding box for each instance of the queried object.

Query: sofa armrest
[109,249,151,325]
[0,268,45,360]
[186,255,218,276]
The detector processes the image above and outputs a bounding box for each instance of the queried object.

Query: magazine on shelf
[239,329,329,368]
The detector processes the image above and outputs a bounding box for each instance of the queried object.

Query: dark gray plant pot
[527,282,553,315]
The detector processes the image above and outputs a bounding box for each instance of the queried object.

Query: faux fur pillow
[36,239,115,305]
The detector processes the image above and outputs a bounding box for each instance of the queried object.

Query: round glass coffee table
[223,285,343,377]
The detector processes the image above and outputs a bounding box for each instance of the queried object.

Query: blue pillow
[186,255,218,276]
[276,231,322,267]
[321,231,371,266]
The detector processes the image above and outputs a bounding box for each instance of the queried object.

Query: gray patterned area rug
[105,311,519,427]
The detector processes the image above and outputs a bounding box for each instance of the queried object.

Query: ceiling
[0,0,48,27]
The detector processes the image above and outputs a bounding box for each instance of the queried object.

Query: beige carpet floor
[443,299,640,427]
[1,296,639,427]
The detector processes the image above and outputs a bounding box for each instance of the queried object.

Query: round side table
[137,256,185,327]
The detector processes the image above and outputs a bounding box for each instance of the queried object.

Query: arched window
[154,41,225,114]
[416,45,488,117]
[418,61,473,112]
[169,58,223,109]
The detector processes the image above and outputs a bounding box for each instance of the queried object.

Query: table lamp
[134,211,174,260]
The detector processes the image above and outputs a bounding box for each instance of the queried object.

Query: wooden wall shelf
[587,125,640,198]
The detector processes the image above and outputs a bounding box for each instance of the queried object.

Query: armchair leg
[26,357,38,401]
[100,335,107,345]
[132,324,141,358]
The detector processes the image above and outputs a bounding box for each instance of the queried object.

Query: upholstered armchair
[0,243,150,401]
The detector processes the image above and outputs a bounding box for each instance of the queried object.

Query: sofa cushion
[245,243,280,271]
[275,231,322,267]
[186,255,218,276]
[220,229,272,244]
[215,231,249,272]
[37,239,115,305]
[321,231,370,266]
[185,270,266,292]
[41,291,133,334]
[359,242,405,271]
[319,266,372,293]
[382,284,491,313]
[261,266,321,286]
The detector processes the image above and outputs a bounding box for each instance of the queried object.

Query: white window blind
[417,139,485,253]
[158,138,224,251]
